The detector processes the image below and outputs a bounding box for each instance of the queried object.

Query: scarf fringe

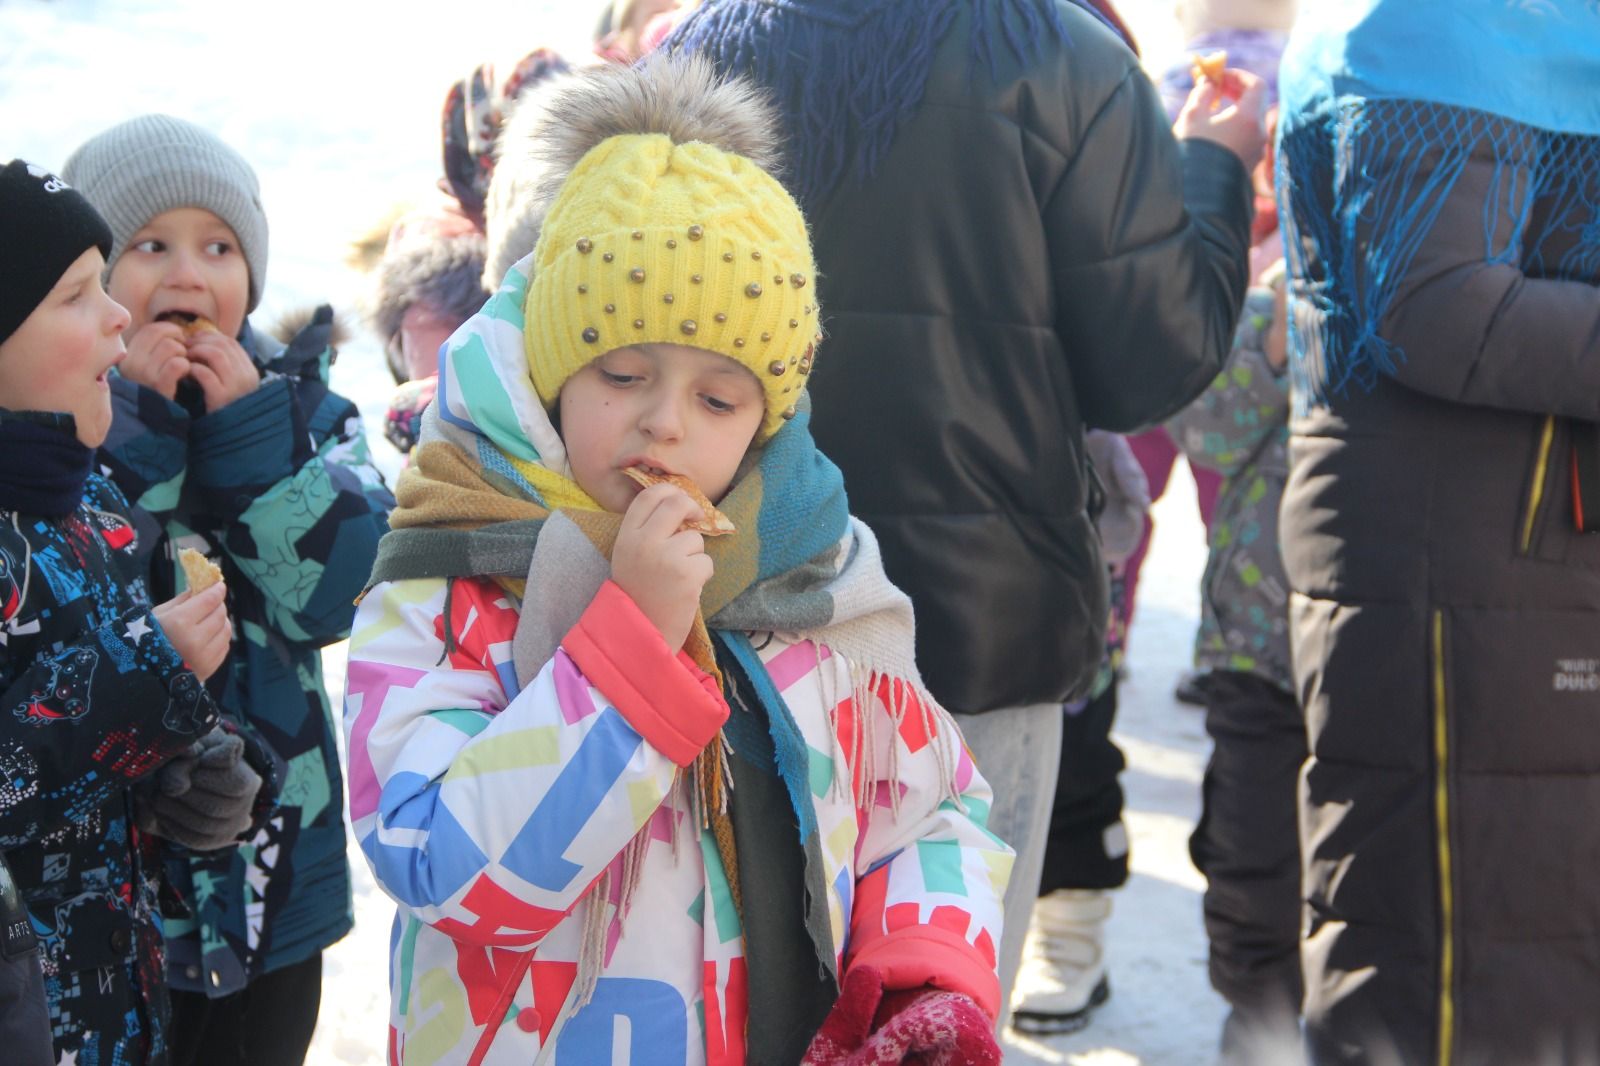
[1280,97,1600,407]
[832,658,965,828]
[570,652,960,1013]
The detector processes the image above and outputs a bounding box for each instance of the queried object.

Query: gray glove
[137,727,261,851]
[1085,430,1151,566]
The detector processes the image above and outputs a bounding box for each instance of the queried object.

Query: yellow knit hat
[524,132,819,441]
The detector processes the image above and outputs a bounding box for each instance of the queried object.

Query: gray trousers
[954,702,1063,1031]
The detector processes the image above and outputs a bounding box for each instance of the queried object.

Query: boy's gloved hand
[136,726,261,851]
[801,965,1001,1066]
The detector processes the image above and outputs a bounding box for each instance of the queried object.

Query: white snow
[0,3,1223,1063]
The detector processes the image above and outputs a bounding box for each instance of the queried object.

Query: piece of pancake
[178,547,223,592]
[621,467,736,536]
[1190,50,1227,86]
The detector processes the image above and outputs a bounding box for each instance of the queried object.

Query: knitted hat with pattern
[518,58,820,441]
[0,159,113,346]
[62,115,269,311]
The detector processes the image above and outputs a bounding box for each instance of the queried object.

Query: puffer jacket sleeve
[186,310,393,646]
[345,576,728,946]
[1167,288,1290,478]
[842,681,1013,1021]
[1043,41,1254,433]
[1367,144,1600,419]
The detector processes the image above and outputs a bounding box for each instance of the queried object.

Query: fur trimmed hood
[367,226,487,348]
[481,55,785,291]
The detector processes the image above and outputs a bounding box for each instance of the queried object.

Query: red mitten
[802,968,1000,1066]
[802,966,886,1065]
[862,989,1000,1066]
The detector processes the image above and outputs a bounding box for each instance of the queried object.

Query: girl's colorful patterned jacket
[99,307,393,996]
[348,573,1008,1065]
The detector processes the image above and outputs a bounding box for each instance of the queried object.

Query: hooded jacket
[669,0,1255,712]
[99,308,394,997]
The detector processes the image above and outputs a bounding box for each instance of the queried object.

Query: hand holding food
[1174,65,1268,172]
[612,477,719,652]
[120,320,192,400]
[153,583,231,682]
[621,466,736,536]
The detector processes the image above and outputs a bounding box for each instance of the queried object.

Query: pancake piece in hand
[1190,50,1227,86]
[178,547,223,592]
[157,311,220,338]
[622,467,737,536]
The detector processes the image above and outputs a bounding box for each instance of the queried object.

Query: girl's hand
[120,322,192,400]
[611,483,714,652]
[184,330,260,412]
[153,583,232,682]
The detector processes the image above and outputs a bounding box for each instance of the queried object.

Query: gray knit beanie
[62,115,269,311]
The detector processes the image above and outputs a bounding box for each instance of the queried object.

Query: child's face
[109,207,250,339]
[558,343,765,514]
[0,248,130,447]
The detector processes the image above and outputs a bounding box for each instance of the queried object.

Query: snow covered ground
[1,2,1224,1062]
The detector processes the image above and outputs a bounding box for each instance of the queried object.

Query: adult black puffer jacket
[1281,107,1600,1064]
[795,2,1253,713]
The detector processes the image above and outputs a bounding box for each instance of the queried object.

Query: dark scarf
[716,632,839,1065]
[667,0,1133,207]
[0,410,92,517]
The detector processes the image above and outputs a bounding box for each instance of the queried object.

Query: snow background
[0,2,1223,1061]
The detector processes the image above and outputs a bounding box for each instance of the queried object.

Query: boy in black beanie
[0,158,261,1065]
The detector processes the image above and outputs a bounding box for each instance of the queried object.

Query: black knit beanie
[0,159,114,345]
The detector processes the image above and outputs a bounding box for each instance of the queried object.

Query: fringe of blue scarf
[668,0,1101,207]
[1278,97,1600,407]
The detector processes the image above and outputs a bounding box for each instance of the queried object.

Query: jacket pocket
[1519,416,1600,570]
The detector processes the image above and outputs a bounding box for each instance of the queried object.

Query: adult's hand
[1174,68,1268,173]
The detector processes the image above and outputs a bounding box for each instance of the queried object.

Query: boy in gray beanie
[62,117,395,1066]
[63,114,269,311]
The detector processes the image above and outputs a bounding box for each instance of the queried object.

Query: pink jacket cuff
[846,924,1002,1022]
[561,580,727,767]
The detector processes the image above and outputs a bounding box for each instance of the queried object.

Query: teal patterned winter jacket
[100,307,393,996]
[1165,288,1292,692]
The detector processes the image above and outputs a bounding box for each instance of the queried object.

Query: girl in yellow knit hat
[344,56,1011,1065]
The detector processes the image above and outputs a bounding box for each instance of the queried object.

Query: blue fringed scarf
[1277,0,1600,404]
[666,0,1127,207]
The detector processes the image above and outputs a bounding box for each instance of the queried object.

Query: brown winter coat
[1283,107,1600,1065]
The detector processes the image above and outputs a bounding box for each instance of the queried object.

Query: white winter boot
[1010,888,1112,1035]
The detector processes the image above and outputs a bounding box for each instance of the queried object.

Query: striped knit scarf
[367,253,958,1006]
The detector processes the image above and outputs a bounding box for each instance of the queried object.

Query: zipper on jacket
[1431,609,1456,1066]
[1521,415,1557,553]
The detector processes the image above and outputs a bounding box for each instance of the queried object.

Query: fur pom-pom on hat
[511,56,821,441]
